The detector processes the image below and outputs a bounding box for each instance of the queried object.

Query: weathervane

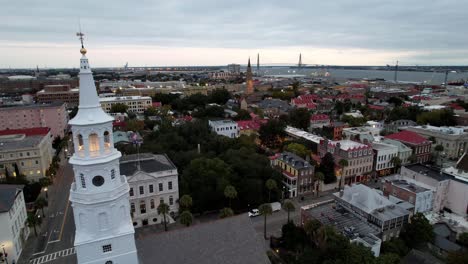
[76,31,85,48]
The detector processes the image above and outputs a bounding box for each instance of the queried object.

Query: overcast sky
[1,0,467,68]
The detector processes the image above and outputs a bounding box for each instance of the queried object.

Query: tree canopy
[110,103,129,113]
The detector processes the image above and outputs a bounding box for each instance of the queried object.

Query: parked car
[248,209,260,217]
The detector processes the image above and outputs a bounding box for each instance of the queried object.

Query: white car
[248,209,260,217]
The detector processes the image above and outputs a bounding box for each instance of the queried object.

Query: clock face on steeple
[92,175,105,187]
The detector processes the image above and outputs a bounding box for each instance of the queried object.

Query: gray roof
[0,102,65,111]
[257,99,292,110]
[278,152,312,170]
[433,235,461,252]
[401,249,444,264]
[433,223,453,237]
[0,134,45,151]
[405,164,467,184]
[136,215,270,264]
[120,153,176,176]
[303,202,380,237]
[387,179,430,193]
[0,185,23,213]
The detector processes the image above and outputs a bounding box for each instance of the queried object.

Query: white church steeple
[69,32,139,264]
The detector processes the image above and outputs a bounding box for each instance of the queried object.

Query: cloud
[1,0,467,67]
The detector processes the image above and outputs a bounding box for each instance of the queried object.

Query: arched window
[104,131,110,148]
[150,199,155,209]
[77,134,84,150]
[89,133,100,153]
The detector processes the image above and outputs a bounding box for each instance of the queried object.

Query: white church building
[68,39,139,264]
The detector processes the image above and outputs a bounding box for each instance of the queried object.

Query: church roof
[119,153,176,176]
[136,215,270,264]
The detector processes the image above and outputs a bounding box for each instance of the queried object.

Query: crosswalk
[30,248,76,264]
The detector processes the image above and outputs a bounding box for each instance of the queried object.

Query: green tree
[288,108,311,130]
[209,88,231,105]
[224,185,237,208]
[416,109,456,126]
[259,119,286,149]
[35,197,48,217]
[233,109,251,121]
[179,194,193,212]
[282,199,295,223]
[157,202,170,232]
[390,156,402,173]
[320,153,337,184]
[265,178,278,202]
[304,219,322,238]
[381,238,409,256]
[400,213,434,248]
[375,253,400,264]
[457,232,468,247]
[110,103,129,113]
[39,177,52,188]
[259,203,273,239]
[434,144,444,166]
[408,154,417,163]
[387,97,403,107]
[285,143,311,159]
[27,213,42,237]
[179,210,193,227]
[126,120,145,132]
[219,207,234,218]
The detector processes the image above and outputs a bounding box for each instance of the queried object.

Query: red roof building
[368,105,385,111]
[0,127,50,137]
[236,119,268,136]
[310,114,331,129]
[385,130,432,163]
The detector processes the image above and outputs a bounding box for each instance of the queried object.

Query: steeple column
[83,137,90,157]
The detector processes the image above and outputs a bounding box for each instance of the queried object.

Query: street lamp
[44,187,48,199]
[1,244,8,264]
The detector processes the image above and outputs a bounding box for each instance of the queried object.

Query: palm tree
[157,202,170,231]
[434,144,444,166]
[179,194,193,212]
[314,225,336,251]
[282,199,295,223]
[219,207,234,218]
[179,210,193,227]
[315,172,325,195]
[265,178,278,202]
[304,219,322,238]
[338,159,348,187]
[259,203,272,240]
[390,156,402,173]
[27,213,42,237]
[35,197,48,217]
[224,185,237,208]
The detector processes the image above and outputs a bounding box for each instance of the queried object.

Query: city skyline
[2,0,468,68]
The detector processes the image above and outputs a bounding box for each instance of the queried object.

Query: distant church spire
[298,53,302,69]
[246,57,254,94]
[257,53,260,73]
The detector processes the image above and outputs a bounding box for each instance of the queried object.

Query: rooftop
[136,215,270,264]
[372,142,399,151]
[326,139,370,151]
[0,185,23,213]
[404,164,467,184]
[302,201,380,237]
[285,126,323,144]
[209,119,237,126]
[0,128,50,151]
[409,125,468,135]
[0,102,65,111]
[277,152,312,170]
[385,130,431,145]
[99,96,151,102]
[120,153,177,176]
[386,179,430,193]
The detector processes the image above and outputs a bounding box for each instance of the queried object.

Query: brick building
[385,131,432,163]
[36,84,80,108]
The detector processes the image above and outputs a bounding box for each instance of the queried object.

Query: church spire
[246,57,253,94]
[69,32,113,126]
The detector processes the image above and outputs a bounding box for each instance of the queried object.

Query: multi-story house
[385,130,432,163]
[0,128,54,181]
[381,139,412,165]
[405,125,468,160]
[36,84,80,108]
[271,152,315,198]
[99,96,152,114]
[384,119,417,134]
[0,185,30,264]
[318,139,374,186]
[309,114,331,129]
[209,120,239,138]
[372,142,399,177]
[382,179,433,213]
[0,102,68,138]
[334,184,410,241]
[120,153,179,228]
[322,121,348,140]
